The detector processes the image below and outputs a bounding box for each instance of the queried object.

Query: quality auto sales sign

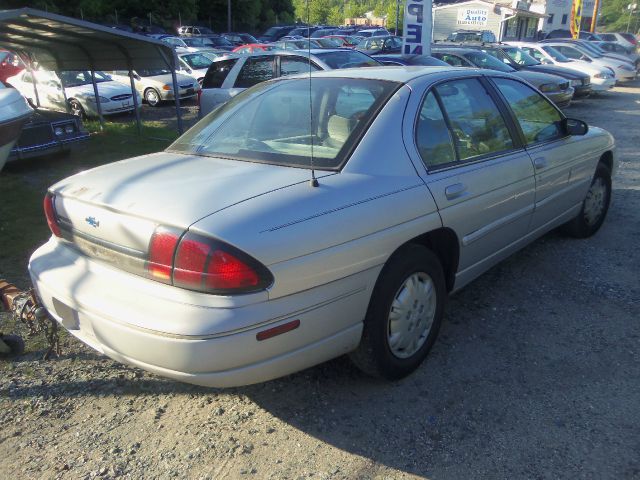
[457,8,489,26]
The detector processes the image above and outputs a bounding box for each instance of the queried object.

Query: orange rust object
[0,279,22,311]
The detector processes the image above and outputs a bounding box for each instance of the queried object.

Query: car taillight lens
[43,193,61,237]
[146,228,272,294]
[147,228,180,283]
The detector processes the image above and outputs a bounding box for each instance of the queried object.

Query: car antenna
[307,0,319,187]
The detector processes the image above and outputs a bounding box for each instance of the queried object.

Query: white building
[433,0,599,41]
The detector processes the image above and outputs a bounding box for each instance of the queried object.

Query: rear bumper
[29,238,370,387]
[8,132,90,162]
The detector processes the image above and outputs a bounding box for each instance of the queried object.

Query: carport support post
[170,69,184,135]
[128,70,142,135]
[27,63,41,107]
[90,69,105,130]
[56,71,70,113]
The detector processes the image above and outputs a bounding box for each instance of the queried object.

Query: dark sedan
[375,54,449,67]
[8,108,89,162]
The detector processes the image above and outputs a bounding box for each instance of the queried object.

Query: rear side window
[202,58,239,89]
[433,53,466,67]
[234,56,275,88]
[415,92,456,167]
[435,78,514,161]
[280,56,321,77]
[492,78,563,144]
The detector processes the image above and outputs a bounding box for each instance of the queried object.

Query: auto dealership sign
[402,0,432,55]
[456,8,489,26]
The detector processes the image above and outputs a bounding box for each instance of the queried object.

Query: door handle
[445,183,467,200]
[533,157,548,170]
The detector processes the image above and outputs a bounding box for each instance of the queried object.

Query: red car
[232,44,279,54]
[0,51,24,83]
[323,35,360,48]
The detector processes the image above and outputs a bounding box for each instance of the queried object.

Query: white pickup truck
[199,49,381,115]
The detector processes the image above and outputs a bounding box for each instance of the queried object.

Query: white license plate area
[51,297,97,344]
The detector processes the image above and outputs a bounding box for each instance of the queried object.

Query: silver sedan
[30,67,615,387]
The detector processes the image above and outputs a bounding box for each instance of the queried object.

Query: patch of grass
[0,122,172,286]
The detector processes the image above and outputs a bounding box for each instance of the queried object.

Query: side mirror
[563,117,588,136]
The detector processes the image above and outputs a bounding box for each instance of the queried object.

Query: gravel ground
[1,81,639,480]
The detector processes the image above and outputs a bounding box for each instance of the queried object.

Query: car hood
[524,64,587,79]
[49,151,320,231]
[66,81,132,98]
[513,70,566,87]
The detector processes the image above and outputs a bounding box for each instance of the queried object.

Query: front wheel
[562,163,612,238]
[144,88,161,107]
[350,244,446,380]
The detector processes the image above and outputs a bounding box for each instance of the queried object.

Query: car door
[408,77,536,285]
[490,77,593,232]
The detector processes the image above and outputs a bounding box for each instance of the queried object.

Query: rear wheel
[144,88,161,107]
[562,163,611,238]
[350,244,446,380]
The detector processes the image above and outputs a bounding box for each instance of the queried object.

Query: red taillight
[43,193,61,237]
[147,228,272,294]
[147,228,180,283]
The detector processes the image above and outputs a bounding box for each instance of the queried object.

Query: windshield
[138,69,171,77]
[59,70,112,87]
[168,78,399,170]
[0,52,8,62]
[183,37,209,47]
[316,38,340,48]
[576,43,603,57]
[181,53,214,69]
[463,51,515,72]
[503,47,540,66]
[315,50,380,68]
[209,37,233,47]
[541,46,571,63]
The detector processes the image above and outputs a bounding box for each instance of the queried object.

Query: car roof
[294,65,477,83]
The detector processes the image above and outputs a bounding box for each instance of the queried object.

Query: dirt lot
[1,81,639,480]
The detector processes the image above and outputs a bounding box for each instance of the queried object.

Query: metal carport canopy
[0,7,185,132]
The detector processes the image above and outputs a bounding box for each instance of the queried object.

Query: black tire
[144,88,161,107]
[0,334,25,356]
[562,163,612,238]
[350,244,447,380]
[68,99,85,118]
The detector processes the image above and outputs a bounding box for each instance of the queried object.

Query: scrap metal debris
[0,280,60,359]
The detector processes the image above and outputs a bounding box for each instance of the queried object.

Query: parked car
[597,32,638,52]
[199,49,380,114]
[177,52,216,84]
[541,41,637,82]
[178,26,215,36]
[30,67,616,388]
[8,107,89,163]
[445,29,496,43]
[431,47,574,107]
[6,70,141,118]
[471,44,592,97]
[257,25,297,43]
[544,30,602,41]
[323,35,360,48]
[375,54,449,67]
[273,38,341,50]
[222,33,258,46]
[506,42,616,92]
[0,81,31,172]
[357,36,403,55]
[0,50,24,83]
[356,28,390,38]
[541,39,637,67]
[594,41,640,68]
[310,28,341,38]
[108,70,199,107]
[232,44,280,54]
[287,26,322,38]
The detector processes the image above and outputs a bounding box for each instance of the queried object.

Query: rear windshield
[202,58,239,88]
[314,50,380,68]
[168,77,399,170]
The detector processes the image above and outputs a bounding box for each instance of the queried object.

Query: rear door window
[202,58,239,89]
[415,92,456,167]
[280,56,321,77]
[435,78,514,161]
[492,77,563,144]
[234,56,276,88]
